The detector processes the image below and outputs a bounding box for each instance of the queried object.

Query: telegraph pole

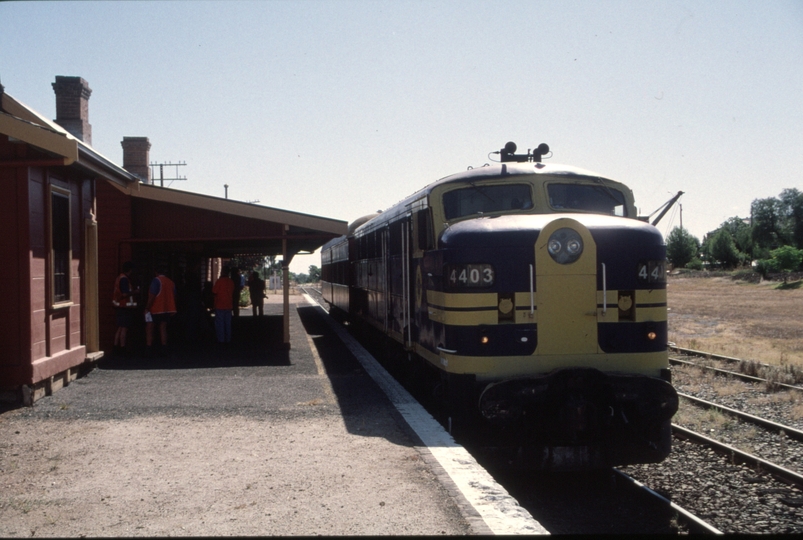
[149,161,187,188]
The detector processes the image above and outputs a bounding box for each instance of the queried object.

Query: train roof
[394,161,623,208]
[338,160,633,240]
[436,161,615,186]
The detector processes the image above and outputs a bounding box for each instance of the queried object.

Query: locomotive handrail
[602,263,607,315]
[529,264,534,315]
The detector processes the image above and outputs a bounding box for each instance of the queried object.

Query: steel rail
[669,355,803,394]
[672,424,803,488]
[669,345,764,366]
[611,468,723,535]
[678,392,803,441]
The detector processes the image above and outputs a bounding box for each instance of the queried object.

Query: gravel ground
[672,364,803,474]
[618,363,803,534]
[0,299,474,537]
[621,437,803,534]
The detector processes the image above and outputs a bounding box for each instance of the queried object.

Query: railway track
[622,426,803,534]
[612,468,722,534]
[615,411,803,534]
[669,345,803,393]
[625,347,803,533]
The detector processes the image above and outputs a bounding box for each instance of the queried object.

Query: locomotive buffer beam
[478,368,678,437]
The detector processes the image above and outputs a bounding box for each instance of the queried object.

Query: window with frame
[442,183,533,220]
[547,183,627,216]
[51,188,71,304]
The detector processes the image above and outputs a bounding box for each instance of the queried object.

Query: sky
[2,0,802,273]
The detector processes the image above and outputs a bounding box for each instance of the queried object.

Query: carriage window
[547,183,627,216]
[51,189,71,304]
[443,183,533,220]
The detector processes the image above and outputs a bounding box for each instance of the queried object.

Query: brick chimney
[52,76,92,145]
[121,137,152,184]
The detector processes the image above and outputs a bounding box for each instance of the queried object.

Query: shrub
[770,245,803,272]
[685,258,704,270]
[756,258,780,278]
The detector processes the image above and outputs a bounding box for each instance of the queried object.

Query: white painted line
[302,294,548,535]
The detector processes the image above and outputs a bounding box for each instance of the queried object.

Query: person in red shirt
[145,265,177,353]
[212,266,235,344]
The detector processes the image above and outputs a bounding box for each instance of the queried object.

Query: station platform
[0,294,545,536]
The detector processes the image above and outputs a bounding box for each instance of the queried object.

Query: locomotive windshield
[443,183,533,220]
[547,183,627,216]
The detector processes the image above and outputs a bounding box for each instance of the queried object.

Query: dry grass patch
[714,380,749,398]
[668,277,803,367]
[674,401,733,433]
[792,402,803,421]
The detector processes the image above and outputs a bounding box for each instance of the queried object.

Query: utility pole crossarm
[149,161,188,188]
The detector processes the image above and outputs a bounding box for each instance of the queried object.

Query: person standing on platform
[212,266,235,344]
[248,271,266,317]
[112,261,139,356]
[145,265,177,355]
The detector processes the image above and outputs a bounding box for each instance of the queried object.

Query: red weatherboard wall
[0,156,91,388]
[96,180,134,351]
[0,165,29,383]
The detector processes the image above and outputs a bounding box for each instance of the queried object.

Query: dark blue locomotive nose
[432,212,668,358]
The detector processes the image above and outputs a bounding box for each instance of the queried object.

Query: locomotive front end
[421,165,678,469]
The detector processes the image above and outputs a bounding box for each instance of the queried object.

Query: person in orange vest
[145,265,177,354]
[212,266,235,344]
[113,261,139,355]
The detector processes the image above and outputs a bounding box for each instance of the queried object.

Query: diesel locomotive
[321,142,679,470]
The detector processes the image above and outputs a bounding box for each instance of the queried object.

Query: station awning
[108,181,347,259]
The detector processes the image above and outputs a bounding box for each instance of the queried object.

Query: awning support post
[282,227,290,348]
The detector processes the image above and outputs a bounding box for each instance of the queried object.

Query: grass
[668,276,803,367]
[674,400,733,433]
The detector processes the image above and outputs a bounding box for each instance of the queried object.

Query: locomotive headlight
[546,228,584,264]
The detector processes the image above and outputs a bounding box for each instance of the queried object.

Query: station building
[0,76,346,405]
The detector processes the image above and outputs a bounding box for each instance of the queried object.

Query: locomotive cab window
[547,183,627,216]
[443,183,533,220]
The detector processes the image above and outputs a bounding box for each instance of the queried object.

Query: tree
[750,194,797,251]
[770,245,803,272]
[308,265,321,282]
[709,229,741,268]
[751,197,784,252]
[666,227,699,269]
[718,216,753,257]
[779,188,803,249]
